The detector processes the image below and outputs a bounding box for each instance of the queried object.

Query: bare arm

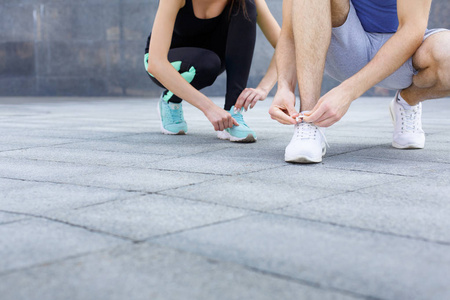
[256,0,280,48]
[148,0,238,130]
[235,0,281,110]
[305,0,432,127]
[268,0,298,125]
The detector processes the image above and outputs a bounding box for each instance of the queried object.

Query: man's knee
[421,33,450,87]
[331,0,350,27]
[432,39,450,87]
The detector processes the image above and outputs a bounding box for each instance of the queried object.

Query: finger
[250,96,261,109]
[269,107,297,125]
[246,92,261,109]
[314,117,336,128]
[232,117,239,126]
[227,116,234,129]
[218,120,225,132]
[303,103,326,124]
[286,103,299,119]
[213,122,219,131]
[240,92,254,111]
[236,89,252,109]
[244,93,259,111]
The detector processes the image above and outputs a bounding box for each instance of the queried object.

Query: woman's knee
[192,50,222,86]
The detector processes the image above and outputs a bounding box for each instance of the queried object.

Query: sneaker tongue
[169,103,180,110]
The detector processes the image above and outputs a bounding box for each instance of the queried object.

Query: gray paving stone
[277,177,450,243]
[153,213,450,300]
[0,181,138,215]
[0,218,125,274]
[146,150,285,175]
[0,157,101,182]
[321,153,450,177]
[160,175,343,211]
[54,135,230,156]
[0,212,26,225]
[0,243,358,300]
[0,128,130,141]
[0,135,78,152]
[0,178,35,192]
[0,96,449,300]
[68,167,220,192]
[241,164,404,191]
[50,194,250,240]
[350,145,450,164]
[0,147,176,168]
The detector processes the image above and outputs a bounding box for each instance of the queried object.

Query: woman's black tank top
[146,0,230,53]
[173,0,228,37]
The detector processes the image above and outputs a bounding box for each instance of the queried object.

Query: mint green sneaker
[217,106,257,143]
[157,93,188,135]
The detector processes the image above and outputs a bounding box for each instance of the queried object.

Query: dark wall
[0,0,448,97]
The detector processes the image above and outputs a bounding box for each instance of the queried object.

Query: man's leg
[401,31,450,105]
[388,31,449,149]
[283,0,350,163]
[291,0,350,111]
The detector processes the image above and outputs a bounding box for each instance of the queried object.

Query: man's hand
[204,105,239,131]
[235,87,268,111]
[303,86,353,127]
[269,88,298,125]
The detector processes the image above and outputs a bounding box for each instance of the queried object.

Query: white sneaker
[285,121,327,163]
[389,91,425,149]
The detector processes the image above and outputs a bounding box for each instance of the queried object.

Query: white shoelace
[398,103,421,133]
[294,115,329,148]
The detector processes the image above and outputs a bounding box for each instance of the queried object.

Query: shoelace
[232,108,248,127]
[295,115,329,148]
[165,103,184,124]
[398,103,421,133]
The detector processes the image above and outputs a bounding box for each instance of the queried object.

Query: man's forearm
[276,32,297,91]
[341,0,432,100]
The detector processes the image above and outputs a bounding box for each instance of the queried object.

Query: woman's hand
[235,87,269,111]
[204,105,239,131]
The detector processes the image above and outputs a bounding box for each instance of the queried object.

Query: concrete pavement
[0,96,449,300]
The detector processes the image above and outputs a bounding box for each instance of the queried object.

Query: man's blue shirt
[352,0,398,33]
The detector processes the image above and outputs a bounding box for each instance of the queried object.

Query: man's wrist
[340,80,360,102]
[277,80,295,92]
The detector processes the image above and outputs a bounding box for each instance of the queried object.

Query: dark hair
[229,0,249,19]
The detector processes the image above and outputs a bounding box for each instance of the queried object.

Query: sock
[163,91,182,104]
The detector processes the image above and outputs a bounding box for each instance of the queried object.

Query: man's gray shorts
[325,1,448,90]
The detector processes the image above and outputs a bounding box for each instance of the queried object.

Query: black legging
[146,0,257,110]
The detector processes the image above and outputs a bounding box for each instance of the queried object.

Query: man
[270,0,450,163]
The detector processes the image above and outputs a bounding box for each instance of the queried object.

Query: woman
[145,0,280,142]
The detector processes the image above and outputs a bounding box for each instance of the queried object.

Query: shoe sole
[389,101,424,149]
[217,131,256,143]
[391,141,424,149]
[285,147,326,164]
[157,101,187,135]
